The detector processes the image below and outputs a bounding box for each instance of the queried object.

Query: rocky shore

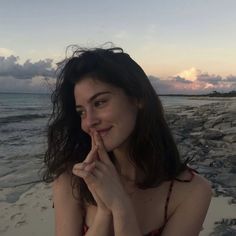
[165,98,236,235]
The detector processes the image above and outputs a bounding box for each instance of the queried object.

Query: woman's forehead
[74,78,122,105]
[75,77,116,91]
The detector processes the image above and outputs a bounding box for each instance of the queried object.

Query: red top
[82,166,196,236]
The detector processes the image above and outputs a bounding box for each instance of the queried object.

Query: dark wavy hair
[43,45,191,205]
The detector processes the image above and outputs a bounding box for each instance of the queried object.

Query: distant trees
[208,90,236,97]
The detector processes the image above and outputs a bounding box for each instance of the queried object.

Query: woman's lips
[97,127,112,137]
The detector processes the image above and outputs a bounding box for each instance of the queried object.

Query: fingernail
[95,131,100,140]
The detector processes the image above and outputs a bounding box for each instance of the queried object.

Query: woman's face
[74,77,138,152]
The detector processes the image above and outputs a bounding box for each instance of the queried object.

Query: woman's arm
[85,209,113,236]
[53,171,113,236]
[112,198,142,236]
[53,171,83,236]
[161,175,212,236]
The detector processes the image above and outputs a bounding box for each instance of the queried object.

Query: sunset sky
[0,0,236,94]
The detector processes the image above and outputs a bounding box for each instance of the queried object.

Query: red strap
[164,180,174,224]
[175,166,196,182]
[163,166,196,225]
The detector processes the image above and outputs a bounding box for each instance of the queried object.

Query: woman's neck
[113,148,136,178]
[112,147,145,184]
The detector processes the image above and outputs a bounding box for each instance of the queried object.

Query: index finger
[94,131,111,165]
[89,129,96,150]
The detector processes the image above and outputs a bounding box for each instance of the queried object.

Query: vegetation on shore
[160,91,236,97]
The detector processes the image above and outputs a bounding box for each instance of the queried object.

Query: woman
[43,46,212,236]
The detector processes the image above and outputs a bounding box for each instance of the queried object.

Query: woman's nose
[84,109,100,129]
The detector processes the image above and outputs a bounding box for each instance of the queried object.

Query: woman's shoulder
[176,167,211,188]
[173,167,212,207]
[53,169,82,204]
[53,169,73,190]
[53,170,85,235]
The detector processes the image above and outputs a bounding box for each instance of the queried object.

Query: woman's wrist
[97,207,112,217]
[111,193,132,214]
[87,207,113,236]
[112,200,142,236]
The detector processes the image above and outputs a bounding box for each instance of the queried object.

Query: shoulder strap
[175,166,197,182]
[164,179,174,223]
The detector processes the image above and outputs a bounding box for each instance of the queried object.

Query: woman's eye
[94,100,106,107]
[76,110,85,117]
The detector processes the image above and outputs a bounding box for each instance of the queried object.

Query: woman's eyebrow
[75,91,111,108]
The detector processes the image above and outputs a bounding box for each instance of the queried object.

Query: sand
[0,183,54,236]
[1,182,236,236]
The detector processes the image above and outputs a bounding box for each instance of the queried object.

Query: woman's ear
[135,99,143,109]
[138,102,143,109]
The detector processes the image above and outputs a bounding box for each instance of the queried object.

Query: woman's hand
[72,130,130,213]
[72,131,111,214]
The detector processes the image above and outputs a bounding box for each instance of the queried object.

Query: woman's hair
[43,45,191,205]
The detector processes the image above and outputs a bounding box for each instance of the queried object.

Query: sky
[0,0,236,94]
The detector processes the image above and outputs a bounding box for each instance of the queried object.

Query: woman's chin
[104,144,113,152]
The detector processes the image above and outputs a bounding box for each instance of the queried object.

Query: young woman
[43,46,212,236]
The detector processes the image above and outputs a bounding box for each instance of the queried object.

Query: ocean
[0,92,218,203]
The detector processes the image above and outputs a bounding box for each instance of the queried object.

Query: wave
[0,114,49,125]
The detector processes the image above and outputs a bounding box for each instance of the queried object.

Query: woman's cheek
[81,121,89,134]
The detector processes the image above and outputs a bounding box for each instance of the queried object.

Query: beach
[0,183,53,235]
[0,94,236,235]
[0,182,236,236]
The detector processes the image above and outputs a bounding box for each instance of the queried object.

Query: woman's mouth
[97,127,112,137]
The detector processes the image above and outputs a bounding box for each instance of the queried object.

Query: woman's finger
[94,131,112,165]
[73,162,96,175]
[73,162,88,170]
[72,165,97,184]
[90,129,96,150]
[83,144,99,164]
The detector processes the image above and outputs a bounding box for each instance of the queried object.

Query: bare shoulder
[53,170,74,194]
[173,168,213,209]
[160,169,213,235]
[53,171,84,236]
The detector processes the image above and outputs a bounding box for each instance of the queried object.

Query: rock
[224,127,236,135]
[199,138,206,146]
[214,122,232,130]
[223,135,236,143]
[211,115,225,127]
[189,131,202,138]
[203,129,224,140]
[215,218,236,226]
[210,224,236,236]
[216,173,236,187]
[228,198,236,204]
[180,117,204,130]
[166,100,236,227]
[207,140,227,148]
[209,160,224,168]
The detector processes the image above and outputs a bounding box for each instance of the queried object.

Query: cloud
[0,55,55,79]
[0,55,56,93]
[172,76,192,84]
[149,68,236,94]
[176,67,201,81]
[225,75,236,82]
[148,75,174,94]
[0,48,14,57]
[197,73,222,85]
[0,54,235,95]
[0,75,56,93]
